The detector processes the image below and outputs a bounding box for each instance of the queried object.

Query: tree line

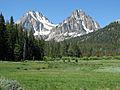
[45,22,120,58]
[0,14,44,61]
[0,13,120,61]
[0,13,82,61]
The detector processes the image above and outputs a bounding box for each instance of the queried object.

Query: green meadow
[0,58,120,90]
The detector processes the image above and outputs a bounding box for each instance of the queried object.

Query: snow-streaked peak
[115,19,120,24]
[16,9,100,42]
[116,19,120,23]
[47,9,100,42]
[24,10,56,30]
[16,10,57,38]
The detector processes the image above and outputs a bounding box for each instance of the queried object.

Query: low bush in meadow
[0,78,23,90]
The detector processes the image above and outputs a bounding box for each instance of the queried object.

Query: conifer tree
[0,13,8,60]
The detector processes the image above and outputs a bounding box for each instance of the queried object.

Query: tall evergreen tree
[7,16,16,60]
[0,13,8,60]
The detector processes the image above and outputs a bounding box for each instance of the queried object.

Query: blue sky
[0,0,120,27]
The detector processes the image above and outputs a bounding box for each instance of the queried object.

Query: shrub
[62,57,67,62]
[81,57,89,60]
[88,56,100,60]
[0,78,23,90]
[72,57,76,60]
[113,56,120,60]
[102,56,113,60]
[80,56,102,60]
[43,56,49,61]
[75,59,78,63]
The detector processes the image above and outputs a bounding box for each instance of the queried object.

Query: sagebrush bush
[0,78,23,90]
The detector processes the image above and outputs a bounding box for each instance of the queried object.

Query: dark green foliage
[45,40,82,58]
[0,13,9,60]
[76,22,120,56]
[1,13,120,60]
[71,22,120,57]
[45,40,62,58]
[45,22,120,58]
[6,16,16,60]
[0,14,44,61]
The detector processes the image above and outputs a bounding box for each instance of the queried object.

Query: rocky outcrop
[46,10,100,41]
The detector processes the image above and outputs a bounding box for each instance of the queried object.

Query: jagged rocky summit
[16,10,100,42]
[16,10,56,39]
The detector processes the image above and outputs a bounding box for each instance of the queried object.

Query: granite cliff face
[16,10,100,42]
[16,11,56,39]
[46,10,100,41]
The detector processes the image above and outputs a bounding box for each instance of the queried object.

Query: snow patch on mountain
[16,11,56,38]
[16,10,100,42]
[46,10,100,42]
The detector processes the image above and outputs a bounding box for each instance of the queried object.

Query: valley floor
[0,59,120,90]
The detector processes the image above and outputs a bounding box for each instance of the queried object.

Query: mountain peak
[116,19,120,22]
[116,19,120,24]
[27,10,44,18]
[16,11,56,38]
[16,10,100,42]
[73,9,85,13]
[47,9,100,42]
[71,9,86,18]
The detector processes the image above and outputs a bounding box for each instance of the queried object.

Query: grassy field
[0,58,120,90]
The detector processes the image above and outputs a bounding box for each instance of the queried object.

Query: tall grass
[0,58,120,90]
